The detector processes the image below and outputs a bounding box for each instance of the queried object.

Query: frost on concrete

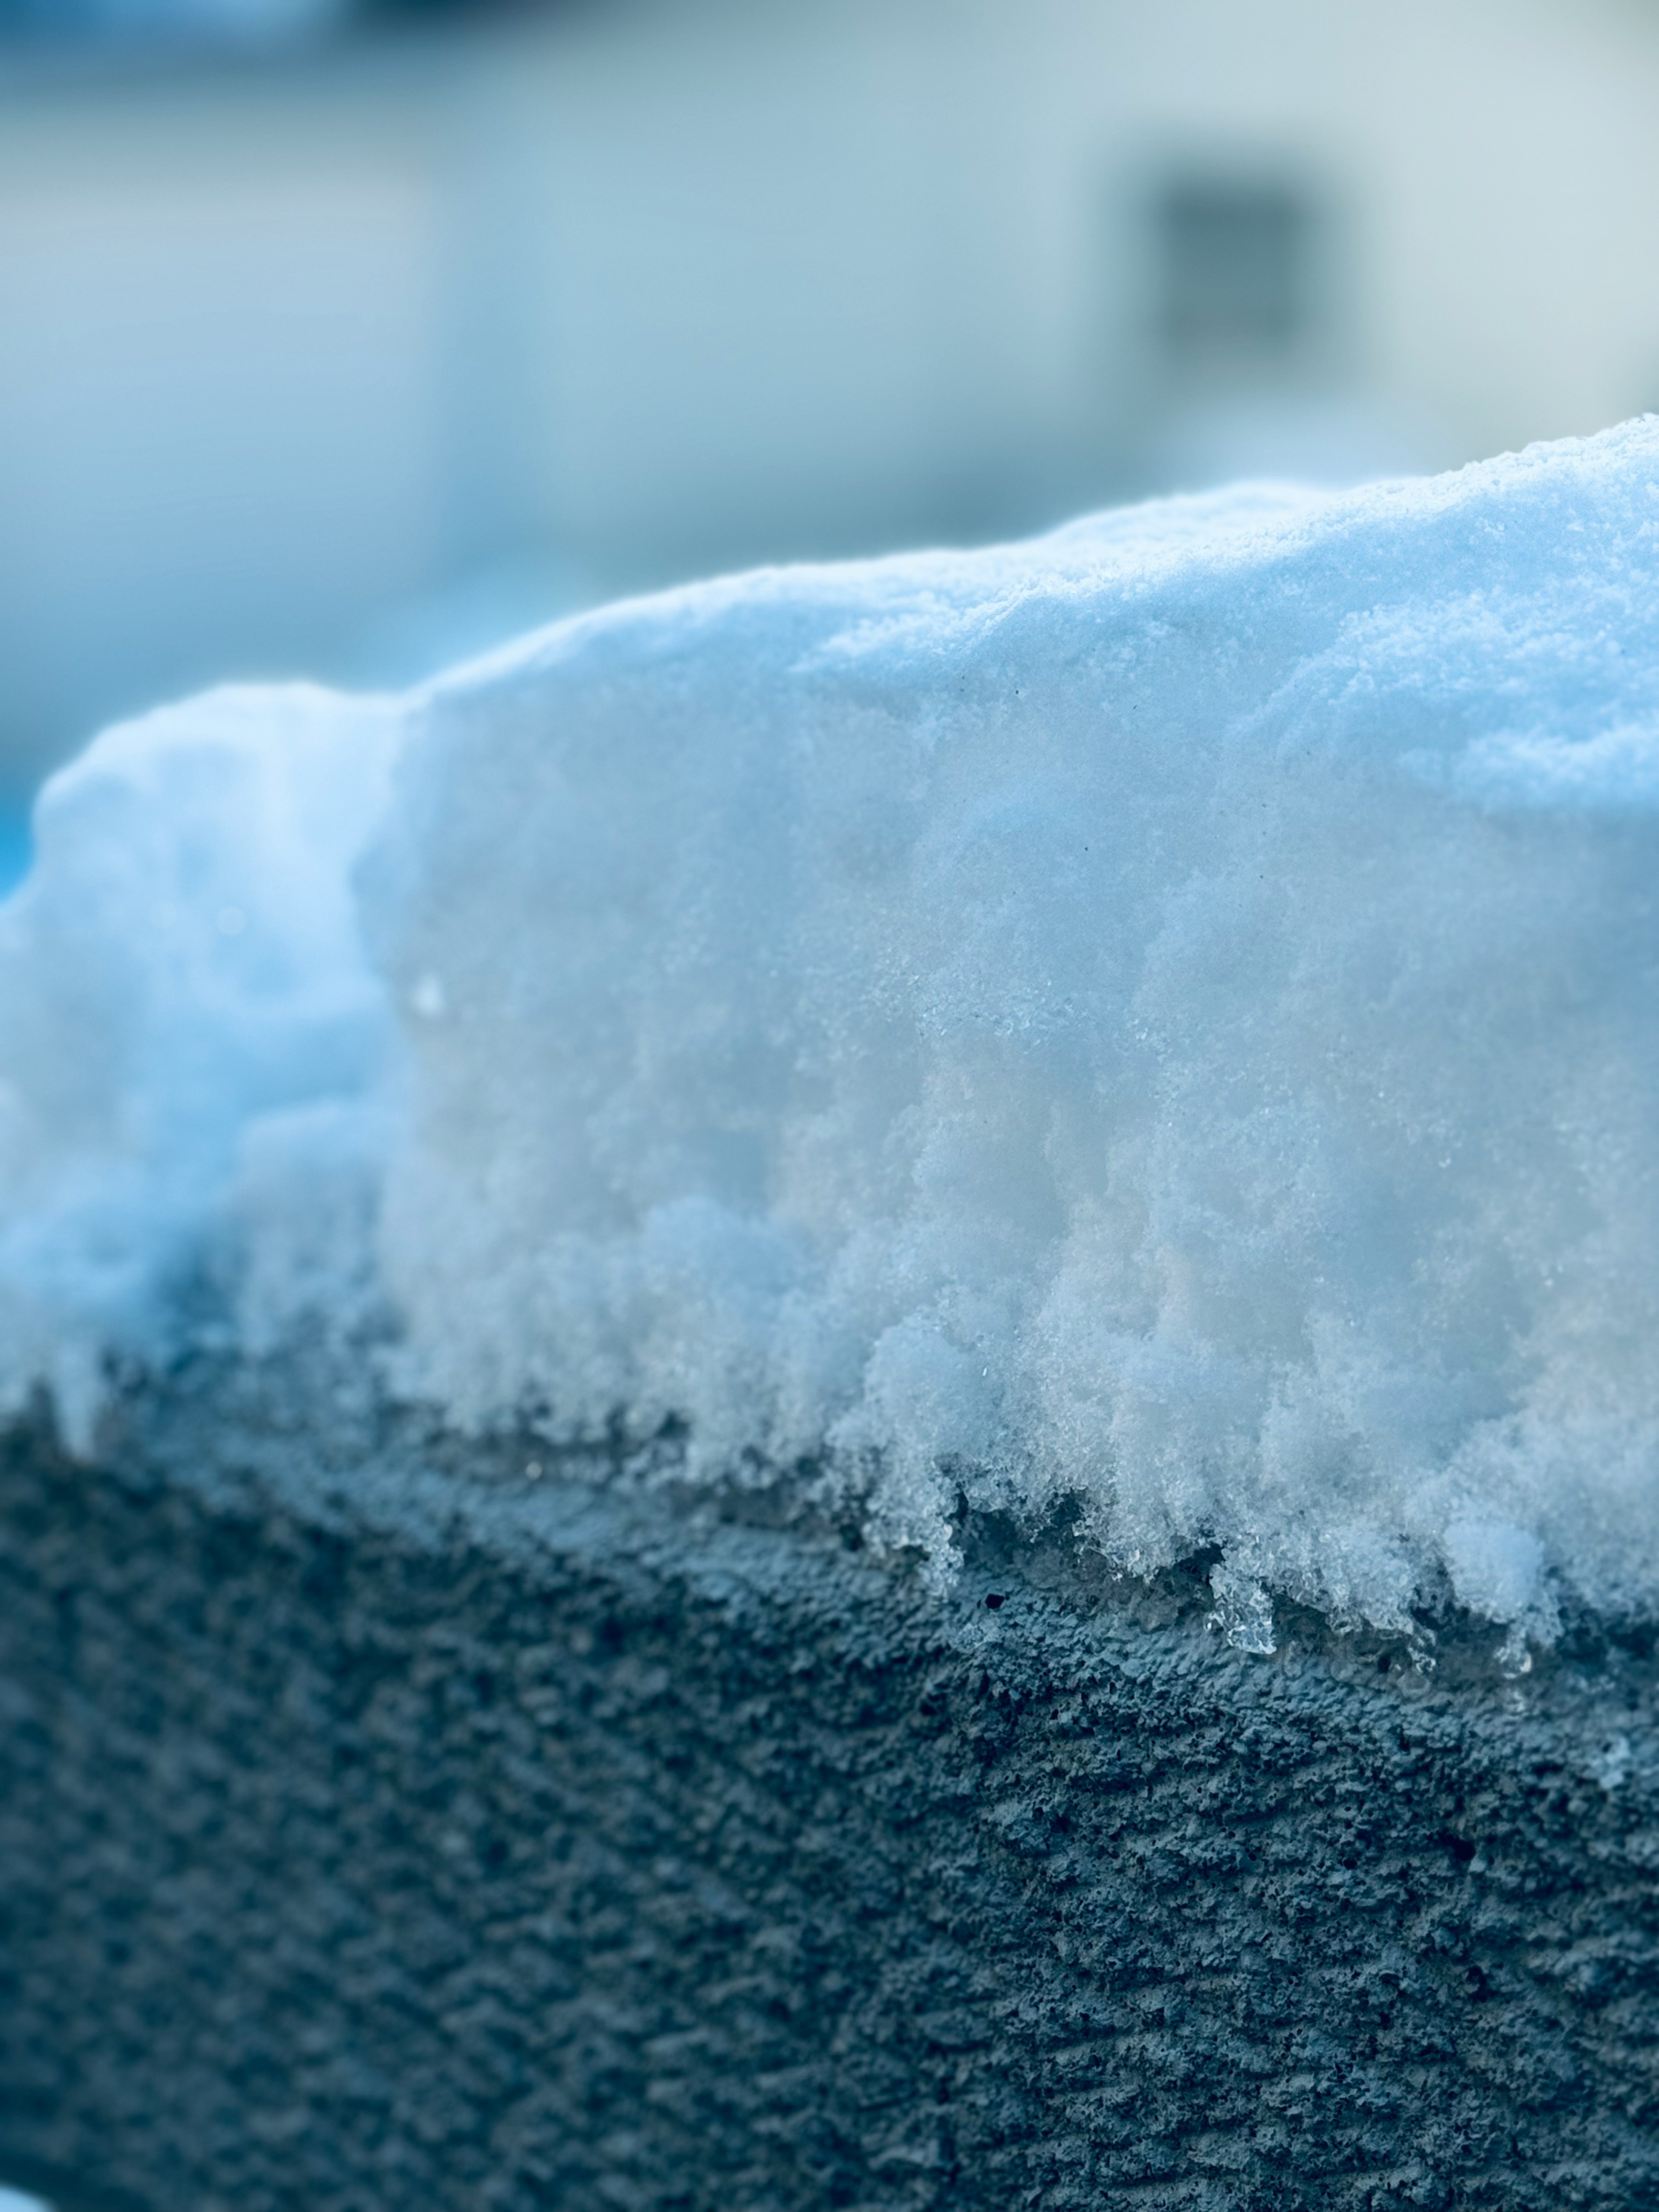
[6,420,1659,1654]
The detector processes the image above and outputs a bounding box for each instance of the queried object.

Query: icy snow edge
[9,421,1659,1659]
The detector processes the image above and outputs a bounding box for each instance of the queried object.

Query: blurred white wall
[3,0,1659,797]
[0,53,453,788]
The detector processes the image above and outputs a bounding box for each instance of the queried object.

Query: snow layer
[8,422,1659,1652]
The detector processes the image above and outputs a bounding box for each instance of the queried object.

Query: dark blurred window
[1157,179,1312,366]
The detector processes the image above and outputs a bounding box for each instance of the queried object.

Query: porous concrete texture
[0,1364,1656,2212]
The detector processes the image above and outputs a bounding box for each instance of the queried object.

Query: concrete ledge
[1,1373,1656,2211]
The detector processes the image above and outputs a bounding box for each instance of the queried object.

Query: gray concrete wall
[0,1367,1655,2210]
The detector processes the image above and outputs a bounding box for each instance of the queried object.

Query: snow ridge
[9,421,1659,1656]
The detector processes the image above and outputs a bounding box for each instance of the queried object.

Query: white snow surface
[9,421,1659,1650]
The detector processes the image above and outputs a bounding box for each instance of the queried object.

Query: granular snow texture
[0,1378,1655,2212]
[8,424,1659,1652]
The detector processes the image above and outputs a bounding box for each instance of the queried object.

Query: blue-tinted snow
[9,421,1659,1656]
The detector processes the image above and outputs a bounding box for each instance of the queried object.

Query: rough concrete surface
[0,1363,1656,2212]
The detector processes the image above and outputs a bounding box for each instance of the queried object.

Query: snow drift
[8,421,1659,1656]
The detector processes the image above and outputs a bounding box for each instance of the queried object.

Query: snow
[8,420,1659,1655]
[0,685,397,1445]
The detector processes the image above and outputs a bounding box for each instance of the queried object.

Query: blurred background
[3,0,1659,876]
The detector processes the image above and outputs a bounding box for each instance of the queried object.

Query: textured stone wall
[0,1376,1656,2211]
